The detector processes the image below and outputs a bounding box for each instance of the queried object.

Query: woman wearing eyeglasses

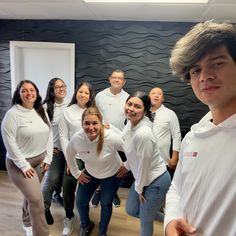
[42,78,69,225]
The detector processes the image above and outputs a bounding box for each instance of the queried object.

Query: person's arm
[134,130,154,194]
[169,112,181,169]
[164,150,196,235]
[65,135,81,179]
[43,113,53,166]
[58,111,70,156]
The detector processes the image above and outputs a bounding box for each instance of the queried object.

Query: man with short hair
[164,21,236,236]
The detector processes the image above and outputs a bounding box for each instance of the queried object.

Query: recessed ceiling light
[84,0,208,3]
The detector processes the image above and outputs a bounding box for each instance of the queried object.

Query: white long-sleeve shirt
[122,116,166,194]
[152,105,181,164]
[44,99,69,150]
[164,113,236,236]
[95,88,129,131]
[58,104,85,158]
[66,128,123,179]
[1,104,53,172]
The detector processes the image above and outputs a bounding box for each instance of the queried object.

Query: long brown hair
[82,106,104,154]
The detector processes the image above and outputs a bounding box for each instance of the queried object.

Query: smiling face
[20,82,37,109]
[109,71,126,94]
[76,84,90,108]
[125,96,145,127]
[54,79,67,103]
[149,87,164,111]
[82,114,102,141]
[189,46,236,112]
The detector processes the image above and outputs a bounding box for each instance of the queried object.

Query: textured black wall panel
[0,20,208,169]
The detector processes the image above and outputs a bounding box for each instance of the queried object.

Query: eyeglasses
[54,85,67,90]
[110,76,124,80]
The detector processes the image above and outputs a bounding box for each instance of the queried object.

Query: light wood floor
[0,171,164,236]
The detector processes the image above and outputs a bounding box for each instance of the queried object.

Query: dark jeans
[167,166,175,180]
[76,170,121,234]
[118,151,134,188]
[42,149,65,210]
[63,158,84,219]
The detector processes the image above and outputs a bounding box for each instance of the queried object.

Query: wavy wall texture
[0,20,208,169]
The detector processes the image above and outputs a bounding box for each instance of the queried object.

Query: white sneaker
[23,226,32,236]
[62,215,77,236]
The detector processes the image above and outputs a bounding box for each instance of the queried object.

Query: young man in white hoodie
[164,21,236,236]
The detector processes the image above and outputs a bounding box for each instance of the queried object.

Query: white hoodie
[164,112,236,236]
[122,116,166,194]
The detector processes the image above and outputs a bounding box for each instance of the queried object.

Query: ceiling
[0,0,236,22]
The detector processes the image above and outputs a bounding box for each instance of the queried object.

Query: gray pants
[6,153,50,236]
[42,149,65,210]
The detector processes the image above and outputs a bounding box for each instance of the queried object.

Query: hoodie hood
[190,112,236,137]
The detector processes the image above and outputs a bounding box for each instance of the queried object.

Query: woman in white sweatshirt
[1,80,53,236]
[66,106,127,236]
[58,82,95,236]
[42,78,69,225]
[122,91,171,236]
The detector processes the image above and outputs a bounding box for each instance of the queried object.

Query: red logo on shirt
[184,152,198,157]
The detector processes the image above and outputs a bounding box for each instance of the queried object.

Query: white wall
[10,41,75,100]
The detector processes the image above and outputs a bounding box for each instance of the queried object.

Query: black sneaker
[79,221,95,236]
[45,209,54,225]
[91,191,100,207]
[52,192,63,207]
[113,194,120,208]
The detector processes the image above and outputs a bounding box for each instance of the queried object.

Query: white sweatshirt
[164,112,236,236]
[122,116,166,194]
[1,104,53,172]
[44,98,69,150]
[95,88,129,131]
[152,105,181,164]
[66,128,123,179]
[58,104,86,158]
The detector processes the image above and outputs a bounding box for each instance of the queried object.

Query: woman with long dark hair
[42,78,69,225]
[1,80,52,236]
[123,91,171,236]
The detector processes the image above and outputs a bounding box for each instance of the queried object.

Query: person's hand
[104,123,110,129]
[168,151,179,169]
[168,158,178,169]
[166,218,196,236]
[23,167,35,179]
[40,162,50,174]
[78,170,91,185]
[116,164,128,178]
[139,192,146,203]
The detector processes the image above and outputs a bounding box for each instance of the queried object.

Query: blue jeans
[42,149,65,210]
[126,171,171,236]
[76,170,121,234]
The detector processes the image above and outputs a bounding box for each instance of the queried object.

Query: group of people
[1,20,236,236]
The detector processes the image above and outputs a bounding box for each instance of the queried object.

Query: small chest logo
[183,151,198,158]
